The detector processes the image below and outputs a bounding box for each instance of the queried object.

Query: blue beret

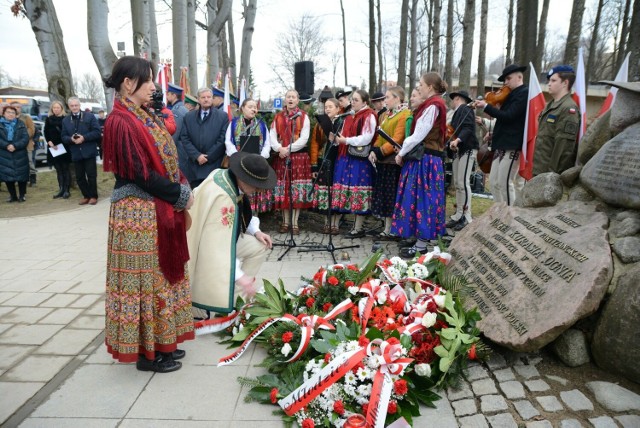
[167,83,184,94]
[547,65,575,80]
[212,87,225,98]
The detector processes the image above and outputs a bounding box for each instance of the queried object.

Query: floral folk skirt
[273,151,313,210]
[105,197,195,363]
[249,190,274,213]
[391,154,446,240]
[371,162,402,218]
[332,154,374,214]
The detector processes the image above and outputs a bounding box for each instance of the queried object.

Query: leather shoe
[78,198,90,205]
[445,217,461,228]
[398,238,417,248]
[345,229,365,238]
[53,189,64,199]
[88,198,98,205]
[62,191,70,199]
[170,349,186,360]
[18,196,26,202]
[400,246,419,259]
[136,354,182,373]
[453,217,469,231]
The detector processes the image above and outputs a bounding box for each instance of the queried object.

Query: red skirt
[272,151,314,209]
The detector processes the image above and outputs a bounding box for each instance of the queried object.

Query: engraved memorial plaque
[448,201,612,352]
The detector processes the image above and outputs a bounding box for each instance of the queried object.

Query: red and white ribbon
[358,279,390,331]
[194,311,240,336]
[416,246,452,265]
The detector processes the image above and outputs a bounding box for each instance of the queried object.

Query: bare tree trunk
[444,0,454,89]
[506,0,514,65]
[458,0,475,90]
[368,0,376,95]
[340,0,348,85]
[221,24,230,72]
[87,0,117,111]
[172,0,188,82]
[131,0,151,59]
[477,0,488,96]
[431,0,441,72]
[628,0,640,80]
[376,0,384,90]
[409,0,419,90]
[397,0,409,89]
[206,0,232,86]
[239,0,257,87]
[615,0,631,74]
[227,6,237,87]
[515,0,537,75]
[535,0,549,73]
[187,0,198,93]
[514,0,525,65]
[586,0,605,82]
[148,0,159,74]
[563,0,586,65]
[21,0,75,103]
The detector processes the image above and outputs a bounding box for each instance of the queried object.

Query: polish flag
[596,53,629,117]
[239,77,247,107]
[223,72,232,120]
[572,48,587,144]
[179,66,190,98]
[156,63,170,105]
[519,62,546,181]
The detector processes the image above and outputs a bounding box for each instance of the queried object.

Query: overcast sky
[0,0,581,100]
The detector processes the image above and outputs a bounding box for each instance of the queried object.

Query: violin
[484,85,511,106]
[446,124,455,140]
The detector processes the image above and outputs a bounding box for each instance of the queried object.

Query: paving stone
[447,380,474,401]
[39,308,84,324]
[480,394,508,413]
[486,413,517,428]
[68,315,104,330]
[559,419,584,428]
[2,292,53,307]
[459,414,489,428]
[3,354,72,382]
[452,398,477,416]
[0,324,63,345]
[466,364,490,381]
[417,394,458,428]
[69,294,102,309]
[36,328,102,355]
[545,374,569,386]
[560,389,594,411]
[525,379,550,392]
[587,381,640,412]
[0,344,37,370]
[486,353,507,370]
[588,416,619,428]
[616,415,640,428]
[472,378,498,395]
[526,422,552,428]
[0,381,45,425]
[493,368,516,382]
[499,381,526,399]
[0,307,53,324]
[514,364,540,379]
[39,293,81,308]
[535,395,564,412]
[513,400,540,420]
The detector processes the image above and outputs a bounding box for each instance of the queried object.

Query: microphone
[336,110,355,119]
[289,111,302,119]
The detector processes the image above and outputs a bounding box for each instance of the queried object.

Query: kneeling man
[187,152,275,317]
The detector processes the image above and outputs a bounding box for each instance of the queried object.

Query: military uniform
[532,93,580,176]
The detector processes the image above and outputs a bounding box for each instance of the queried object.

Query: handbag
[348,144,372,158]
[403,143,424,161]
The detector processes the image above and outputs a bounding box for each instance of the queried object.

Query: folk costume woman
[269,89,313,234]
[225,98,273,213]
[309,97,343,234]
[368,87,410,239]
[332,90,377,238]
[102,56,195,373]
[392,72,448,258]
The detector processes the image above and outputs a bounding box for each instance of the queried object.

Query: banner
[519,62,545,180]
[596,53,630,117]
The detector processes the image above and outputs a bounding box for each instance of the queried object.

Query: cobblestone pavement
[1,202,639,427]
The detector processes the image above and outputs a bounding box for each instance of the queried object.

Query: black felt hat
[319,86,333,102]
[228,152,276,190]
[371,91,385,102]
[335,89,352,99]
[498,64,527,82]
[448,90,473,104]
[299,93,316,104]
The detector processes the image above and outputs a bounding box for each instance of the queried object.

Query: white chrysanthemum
[343,383,357,397]
[356,382,372,399]
[387,266,401,279]
[244,312,251,320]
[344,371,358,385]
[231,326,238,336]
[376,290,387,305]
[345,340,360,352]
[434,293,446,308]
[357,366,372,382]
[281,343,292,357]
[409,263,429,279]
[348,286,359,295]
[390,256,407,269]
[422,312,437,328]
[365,355,381,370]
[415,363,432,377]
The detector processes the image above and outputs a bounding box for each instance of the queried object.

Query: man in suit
[179,87,229,188]
[61,97,102,205]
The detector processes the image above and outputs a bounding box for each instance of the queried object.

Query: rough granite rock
[581,123,640,209]
[592,264,640,384]
[609,217,640,238]
[577,109,611,165]
[610,84,640,134]
[522,173,564,207]
[550,328,590,367]
[560,166,582,188]
[586,381,640,412]
[611,236,640,263]
[616,210,640,222]
[449,201,611,352]
[568,184,595,202]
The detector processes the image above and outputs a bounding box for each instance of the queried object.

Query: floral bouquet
[197,248,487,428]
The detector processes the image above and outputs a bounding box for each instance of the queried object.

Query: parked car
[33,120,48,166]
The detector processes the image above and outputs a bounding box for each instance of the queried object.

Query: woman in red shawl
[102,56,195,373]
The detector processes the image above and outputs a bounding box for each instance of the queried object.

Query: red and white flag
[238,77,247,107]
[155,63,172,105]
[519,62,546,181]
[223,72,232,120]
[596,53,629,117]
[572,48,587,144]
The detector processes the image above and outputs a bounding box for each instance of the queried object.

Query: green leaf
[440,328,457,340]
[434,345,449,358]
[311,339,334,354]
[439,356,453,372]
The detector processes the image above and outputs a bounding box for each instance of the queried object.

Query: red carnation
[333,400,345,415]
[333,265,344,270]
[345,280,355,287]
[282,331,293,343]
[327,276,339,286]
[388,400,397,414]
[270,387,278,404]
[306,297,315,308]
[393,379,408,396]
[324,352,331,363]
[302,418,315,428]
[347,264,359,271]
[358,335,370,347]
[468,343,477,360]
[362,402,369,414]
[323,302,333,312]
[387,337,400,345]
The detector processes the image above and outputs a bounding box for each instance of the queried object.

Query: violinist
[446,90,478,232]
[474,64,528,206]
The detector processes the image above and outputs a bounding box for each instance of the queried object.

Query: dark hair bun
[104,75,115,89]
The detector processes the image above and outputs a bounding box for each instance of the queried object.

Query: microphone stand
[299,118,359,263]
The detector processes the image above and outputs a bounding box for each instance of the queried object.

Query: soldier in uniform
[166,83,189,140]
[532,65,580,176]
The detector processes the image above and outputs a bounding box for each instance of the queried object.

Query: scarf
[338,106,377,157]
[102,93,189,284]
[274,107,306,147]
[232,116,265,150]
[0,117,17,141]
[410,94,447,144]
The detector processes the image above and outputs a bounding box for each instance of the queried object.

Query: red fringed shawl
[338,107,377,157]
[102,96,189,284]
[273,107,306,147]
[411,95,447,148]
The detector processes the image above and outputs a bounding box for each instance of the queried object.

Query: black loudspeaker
[294,61,314,95]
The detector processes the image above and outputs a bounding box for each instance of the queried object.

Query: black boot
[62,186,70,199]
[29,173,37,187]
[53,187,65,199]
